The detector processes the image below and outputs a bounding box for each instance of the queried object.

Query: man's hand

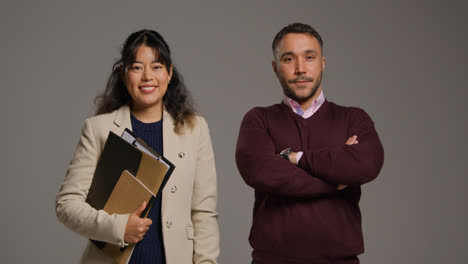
[337,135,359,190]
[288,152,298,165]
[124,201,152,244]
[346,135,358,145]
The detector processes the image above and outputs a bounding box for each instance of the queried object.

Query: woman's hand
[124,201,152,243]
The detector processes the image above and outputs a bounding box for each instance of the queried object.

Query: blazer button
[178,152,185,158]
[166,220,172,228]
[171,186,177,193]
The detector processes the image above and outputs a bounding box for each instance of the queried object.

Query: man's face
[273,33,325,103]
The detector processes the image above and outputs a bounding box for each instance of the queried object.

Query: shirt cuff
[296,151,303,164]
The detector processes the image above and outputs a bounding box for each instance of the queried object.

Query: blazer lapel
[112,104,132,135]
[162,108,178,162]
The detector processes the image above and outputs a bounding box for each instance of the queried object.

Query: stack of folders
[85,128,175,264]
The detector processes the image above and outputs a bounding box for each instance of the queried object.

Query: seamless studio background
[2,0,467,263]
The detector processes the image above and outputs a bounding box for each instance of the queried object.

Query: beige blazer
[56,105,219,264]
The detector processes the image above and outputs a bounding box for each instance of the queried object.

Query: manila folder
[101,170,155,264]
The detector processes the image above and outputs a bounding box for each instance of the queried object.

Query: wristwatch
[280,148,292,160]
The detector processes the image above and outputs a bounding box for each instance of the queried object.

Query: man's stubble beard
[281,71,323,103]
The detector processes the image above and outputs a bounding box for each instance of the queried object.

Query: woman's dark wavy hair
[95,29,196,134]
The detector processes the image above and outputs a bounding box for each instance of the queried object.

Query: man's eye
[306,55,316,60]
[283,57,293,62]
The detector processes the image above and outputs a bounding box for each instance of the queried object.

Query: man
[235,23,384,264]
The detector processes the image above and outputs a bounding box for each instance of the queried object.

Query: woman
[56,29,219,264]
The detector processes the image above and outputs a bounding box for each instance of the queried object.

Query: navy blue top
[128,114,166,264]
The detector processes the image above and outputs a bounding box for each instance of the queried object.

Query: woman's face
[123,44,172,111]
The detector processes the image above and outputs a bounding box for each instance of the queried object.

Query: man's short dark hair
[272,23,324,57]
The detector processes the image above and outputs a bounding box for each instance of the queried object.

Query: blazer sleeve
[55,118,129,247]
[190,117,220,264]
[236,108,339,198]
[297,108,384,186]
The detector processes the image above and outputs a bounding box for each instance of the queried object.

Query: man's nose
[295,59,305,75]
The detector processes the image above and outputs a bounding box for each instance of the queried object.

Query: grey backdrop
[2,0,467,263]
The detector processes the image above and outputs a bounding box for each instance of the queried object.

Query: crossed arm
[236,108,339,198]
[288,135,359,190]
[235,108,384,198]
[295,108,384,186]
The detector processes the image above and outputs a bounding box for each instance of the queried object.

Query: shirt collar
[283,90,325,119]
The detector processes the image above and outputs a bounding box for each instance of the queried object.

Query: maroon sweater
[235,101,384,264]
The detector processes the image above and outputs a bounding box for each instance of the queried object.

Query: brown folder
[101,170,155,264]
[135,151,169,195]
